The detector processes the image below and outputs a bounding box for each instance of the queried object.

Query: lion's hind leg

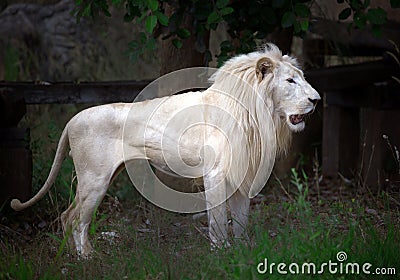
[77,179,110,258]
[61,198,79,251]
[62,174,110,258]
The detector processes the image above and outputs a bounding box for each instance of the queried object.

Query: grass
[1,169,399,279]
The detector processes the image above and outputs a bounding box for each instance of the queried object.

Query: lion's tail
[11,124,70,211]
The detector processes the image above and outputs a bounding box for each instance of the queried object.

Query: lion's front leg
[204,172,230,248]
[228,190,250,240]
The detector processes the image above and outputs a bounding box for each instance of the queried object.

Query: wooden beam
[324,83,400,109]
[0,57,398,105]
[0,81,150,104]
[305,58,399,92]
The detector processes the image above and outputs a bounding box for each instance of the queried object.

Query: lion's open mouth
[289,114,306,125]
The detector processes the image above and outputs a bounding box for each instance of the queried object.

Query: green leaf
[97,0,111,16]
[155,11,169,26]
[216,0,229,9]
[82,4,92,17]
[129,2,141,15]
[172,38,183,49]
[128,40,139,50]
[207,11,221,24]
[176,28,191,39]
[362,0,371,9]
[124,4,141,22]
[338,7,352,20]
[219,7,234,16]
[217,54,229,67]
[367,8,387,25]
[220,40,233,50]
[294,3,310,18]
[145,15,157,34]
[349,0,362,10]
[354,12,367,29]
[146,37,157,50]
[293,21,301,34]
[391,0,400,8]
[146,0,158,12]
[281,11,296,28]
[139,32,147,44]
[300,20,309,31]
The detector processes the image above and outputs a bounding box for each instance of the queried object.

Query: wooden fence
[0,57,399,204]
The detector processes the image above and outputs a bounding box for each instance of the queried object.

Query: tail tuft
[10,199,24,211]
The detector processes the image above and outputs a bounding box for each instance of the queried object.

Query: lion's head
[208,44,320,197]
[212,44,320,135]
[255,46,320,132]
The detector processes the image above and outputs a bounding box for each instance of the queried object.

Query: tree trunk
[159,4,210,75]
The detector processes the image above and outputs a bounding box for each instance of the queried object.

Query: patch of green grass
[231,207,399,279]
[2,190,399,279]
[0,257,34,279]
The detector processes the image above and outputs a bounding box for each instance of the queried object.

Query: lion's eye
[286,78,296,84]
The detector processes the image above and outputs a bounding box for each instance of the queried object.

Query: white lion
[11,44,320,257]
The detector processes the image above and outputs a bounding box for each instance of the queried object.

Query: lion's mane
[208,44,294,198]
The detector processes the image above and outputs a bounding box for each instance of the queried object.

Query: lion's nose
[308,98,319,105]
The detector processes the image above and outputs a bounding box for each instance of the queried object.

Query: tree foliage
[74,0,398,65]
[337,0,391,36]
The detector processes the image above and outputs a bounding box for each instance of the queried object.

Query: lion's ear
[256,57,275,82]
